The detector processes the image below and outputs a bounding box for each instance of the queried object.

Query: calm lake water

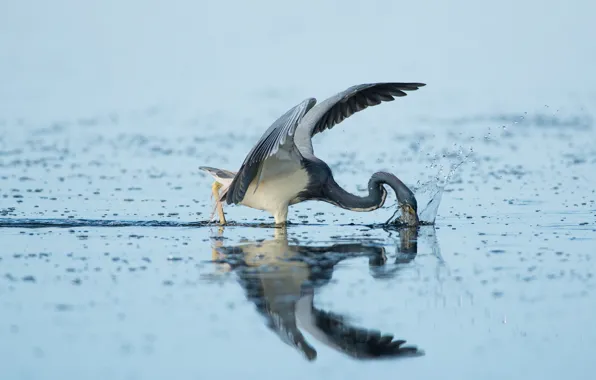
[1,1,595,379]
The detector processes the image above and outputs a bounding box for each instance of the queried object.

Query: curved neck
[323,175,387,212]
[324,172,417,214]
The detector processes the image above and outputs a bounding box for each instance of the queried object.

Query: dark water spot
[55,303,74,312]
[167,256,183,261]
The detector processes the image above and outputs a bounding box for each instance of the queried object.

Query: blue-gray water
[1,1,595,379]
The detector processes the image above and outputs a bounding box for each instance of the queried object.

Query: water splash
[414,146,474,224]
[416,182,444,224]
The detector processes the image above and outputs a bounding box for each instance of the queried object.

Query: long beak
[399,204,419,227]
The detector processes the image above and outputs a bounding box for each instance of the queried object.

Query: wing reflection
[210,226,436,362]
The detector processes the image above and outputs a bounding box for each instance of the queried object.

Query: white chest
[240,161,309,213]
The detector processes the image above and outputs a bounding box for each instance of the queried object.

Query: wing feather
[226,98,317,204]
[293,82,425,155]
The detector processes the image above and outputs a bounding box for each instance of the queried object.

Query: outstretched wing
[226,98,317,205]
[294,82,425,155]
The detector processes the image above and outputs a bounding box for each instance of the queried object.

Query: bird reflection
[209,226,436,362]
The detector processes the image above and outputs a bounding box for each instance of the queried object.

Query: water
[2,0,596,379]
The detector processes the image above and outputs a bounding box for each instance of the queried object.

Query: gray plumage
[199,166,235,180]
[225,98,316,204]
[226,82,424,206]
[201,82,425,225]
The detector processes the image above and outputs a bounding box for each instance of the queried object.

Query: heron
[200,82,425,226]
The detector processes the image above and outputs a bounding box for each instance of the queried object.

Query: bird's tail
[199,166,236,201]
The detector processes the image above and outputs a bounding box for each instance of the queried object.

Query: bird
[209,227,424,361]
[199,82,425,226]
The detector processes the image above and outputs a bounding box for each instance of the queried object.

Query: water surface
[1,1,596,379]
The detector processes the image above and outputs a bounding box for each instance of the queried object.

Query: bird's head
[372,172,419,226]
[394,182,418,226]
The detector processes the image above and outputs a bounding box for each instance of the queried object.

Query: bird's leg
[211,181,227,225]
[273,204,289,226]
